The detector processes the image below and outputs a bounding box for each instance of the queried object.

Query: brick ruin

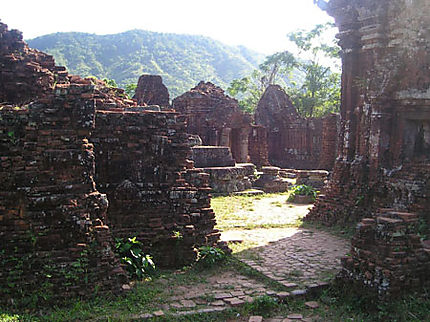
[133,74,170,107]
[255,84,338,170]
[307,0,430,298]
[172,82,269,193]
[3,0,429,302]
[93,110,220,267]
[173,82,255,163]
[173,82,336,171]
[0,22,221,302]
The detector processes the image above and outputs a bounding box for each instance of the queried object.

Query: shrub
[196,246,227,268]
[114,237,155,279]
[288,184,317,202]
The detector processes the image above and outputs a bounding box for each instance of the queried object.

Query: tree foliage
[286,23,341,118]
[227,70,265,114]
[124,83,137,99]
[227,52,297,114]
[259,51,297,89]
[228,23,341,118]
[102,78,118,88]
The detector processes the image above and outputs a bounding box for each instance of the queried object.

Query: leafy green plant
[114,237,155,279]
[196,246,227,268]
[355,195,365,206]
[172,230,183,240]
[124,83,137,99]
[288,184,317,201]
[103,78,118,88]
[246,295,279,316]
[7,130,18,144]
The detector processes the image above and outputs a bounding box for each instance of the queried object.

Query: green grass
[212,191,305,231]
[212,192,289,218]
[0,257,285,321]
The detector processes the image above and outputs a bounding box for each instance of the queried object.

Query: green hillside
[28,30,264,98]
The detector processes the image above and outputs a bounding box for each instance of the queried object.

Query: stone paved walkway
[238,228,350,290]
[132,195,350,321]
[131,227,349,321]
[128,270,282,320]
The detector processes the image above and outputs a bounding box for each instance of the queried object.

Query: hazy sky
[2,0,333,54]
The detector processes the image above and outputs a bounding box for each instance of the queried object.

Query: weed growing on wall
[114,237,156,279]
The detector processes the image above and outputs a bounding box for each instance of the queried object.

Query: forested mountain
[28,30,264,98]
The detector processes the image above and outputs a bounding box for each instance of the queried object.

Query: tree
[286,23,341,118]
[288,69,340,117]
[259,51,297,89]
[227,22,341,118]
[227,52,297,114]
[227,71,264,114]
[124,83,137,99]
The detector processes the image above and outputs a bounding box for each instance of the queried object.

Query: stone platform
[192,145,236,167]
[199,163,256,193]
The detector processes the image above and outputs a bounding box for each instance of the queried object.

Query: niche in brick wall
[404,119,430,161]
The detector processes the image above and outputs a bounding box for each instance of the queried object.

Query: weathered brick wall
[0,85,127,303]
[0,20,222,303]
[255,85,337,170]
[307,0,430,298]
[191,146,236,168]
[307,0,430,225]
[92,109,220,267]
[0,22,68,105]
[339,209,430,298]
[319,113,339,170]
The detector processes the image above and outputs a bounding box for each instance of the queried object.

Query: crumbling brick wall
[307,0,430,297]
[307,0,430,225]
[319,113,339,170]
[0,21,221,303]
[339,209,430,299]
[92,109,220,267]
[0,22,69,105]
[248,125,270,167]
[0,85,127,303]
[255,84,338,170]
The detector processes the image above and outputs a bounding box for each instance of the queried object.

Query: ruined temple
[173,82,255,163]
[0,22,221,302]
[133,74,170,107]
[255,84,338,170]
[307,0,430,297]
